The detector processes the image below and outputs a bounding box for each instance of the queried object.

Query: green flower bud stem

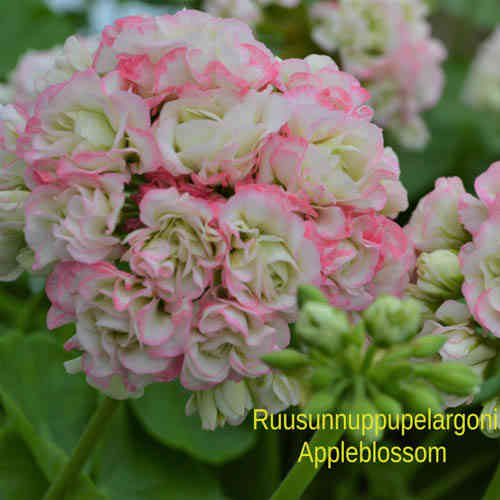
[362,344,377,372]
[270,427,344,500]
[414,362,481,397]
[411,335,448,358]
[304,379,350,415]
[309,365,343,390]
[379,344,415,364]
[367,383,403,416]
[261,349,310,371]
[297,285,329,309]
[43,397,121,500]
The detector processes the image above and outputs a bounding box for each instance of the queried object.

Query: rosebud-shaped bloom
[458,162,500,237]
[10,48,59,106]
[364,295,421,346]
[154,85,289,185]
[247,370,301,413]
[405,177,470,252]
[416,250,464,301]
[25,173,126,269]
[47,262,188,398]
[317,212,414,311]
[204,0,262,27]
[464,27,500,112]
[276,55,373,119]
[123,187,224,303]
[94,10,278,97]
[219,186,321,316]
[418,300,496,406]
[36,35,99,95]
[258,86,407,214]
[460,210,500,337]
[181,298,290,389]
[0,148,27,191]
[24,69,149,162]
[186,379,254,429]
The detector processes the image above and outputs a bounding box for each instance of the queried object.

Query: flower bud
[481,398,500,438]
[297,284,329,309]
[414,362,481,397]
[304,390,337,415]
[295,302,351,356]
[411,335,448,358]
[261,349,310,371]
[369,385,403,417]
[416,250,464,301]
[364,296,421,347]
[343,396,384,443]
[396,380,444,414]
[309,366,342,390]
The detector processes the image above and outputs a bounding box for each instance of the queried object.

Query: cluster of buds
[309,0,446,149]
[263,285,481,443]
[405,166,500,435]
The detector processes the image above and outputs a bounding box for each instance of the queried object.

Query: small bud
[297,285,329,309]
[411,335,448,358]
[481,398,500,438]
[304,390,336,415]
[309,366,342,390]
[369,385,403,417]
[343,397,384,443]
[396,380,444,414]
[364,296,421,347]
[416,250,464,301]
[414,362,481,397]
[261,349,310,371]
[295,302,351,356]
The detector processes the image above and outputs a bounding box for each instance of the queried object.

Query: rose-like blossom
[186,370,300,429]
[25,173,127,269]
[464,27,500,112]
[94,10,278,98]
[276,54,373,120]
[204,0,262,27]
[405,177,470,252]
[186,379,254,429]
[0,84,13,105]
[181,297,289,390]
[219,186,321,315]
[258,86,407,215]
[458,162,500,237]
[0,104,28,153]
[418,300,496,406]
[460,209,500,337]
[309,0,445,150]
[123,187,225,303]
[154,84,289,185]
[24,69,149,162]
[47,261,189,398]
[315,211,414,310]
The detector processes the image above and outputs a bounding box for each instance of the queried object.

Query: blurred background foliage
[1,1,500,499]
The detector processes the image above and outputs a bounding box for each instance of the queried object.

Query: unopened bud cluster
[263,285,482,443]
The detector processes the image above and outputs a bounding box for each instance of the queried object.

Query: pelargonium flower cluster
[309,0,446,149]
[405,164,500,417]
[0,10,412,429]
[464,26,500,111]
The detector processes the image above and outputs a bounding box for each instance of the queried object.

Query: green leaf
[0,331,105,499]
[131,382,258,465]
[0,424,48,500]
[93,406,228,500]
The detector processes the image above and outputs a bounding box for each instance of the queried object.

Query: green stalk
[270,428,343,500]
[482,459,500,500]
[43,397,120,500]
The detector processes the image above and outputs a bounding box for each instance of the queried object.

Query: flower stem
[270,428,343,500]
[482,459,500,500]
[43,397,120,500]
